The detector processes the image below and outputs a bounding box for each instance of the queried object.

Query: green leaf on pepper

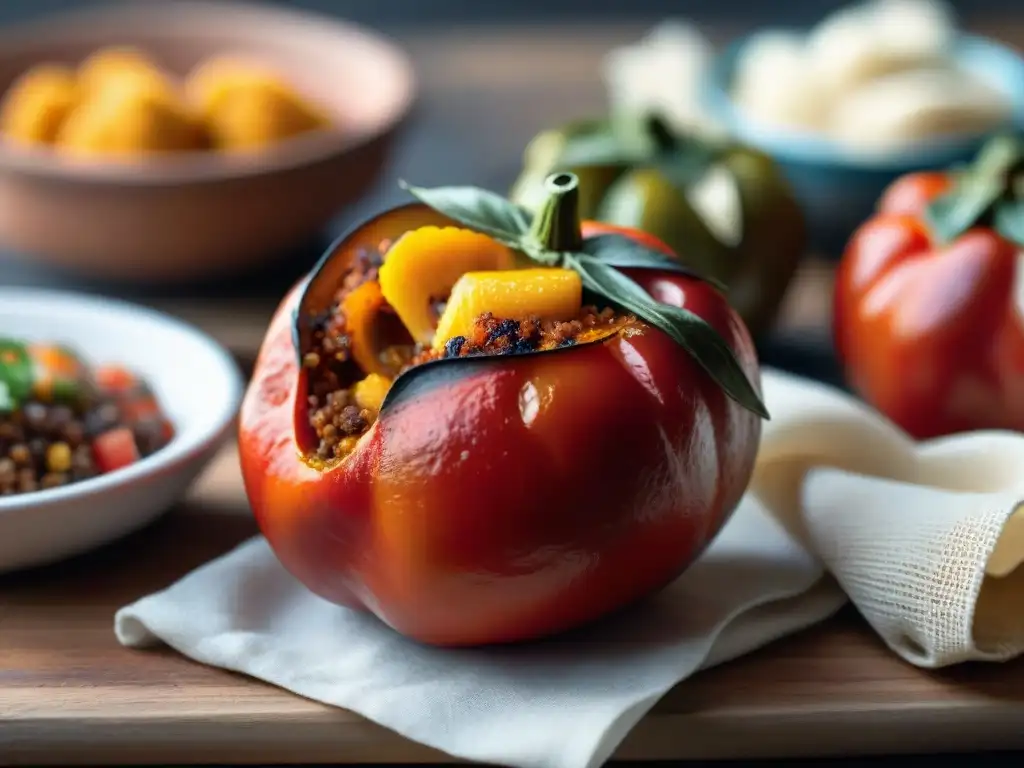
[395,172,768,419]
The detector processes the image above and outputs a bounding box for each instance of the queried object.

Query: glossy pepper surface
[239,173,766,647]
[834,135,1024,440]
[509,113,806,336]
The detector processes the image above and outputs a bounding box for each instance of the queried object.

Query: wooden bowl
[0,0,416,283]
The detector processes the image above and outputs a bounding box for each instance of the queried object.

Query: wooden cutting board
[2,443,1024,766]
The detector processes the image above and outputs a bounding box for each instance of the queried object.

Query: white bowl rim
[0,0,418,187]
[0,287,244,513]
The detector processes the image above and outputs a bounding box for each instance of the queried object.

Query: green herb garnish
[926,133,1024,247]
[399,172,767,419]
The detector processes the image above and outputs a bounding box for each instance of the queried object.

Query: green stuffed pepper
[509,113,806,337]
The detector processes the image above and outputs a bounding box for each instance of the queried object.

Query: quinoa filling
[301,244,634,463]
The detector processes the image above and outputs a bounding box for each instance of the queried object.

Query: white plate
[0,288,244,573]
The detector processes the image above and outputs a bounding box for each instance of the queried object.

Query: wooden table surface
[3,18,1024,768]
[3,445,1024,766]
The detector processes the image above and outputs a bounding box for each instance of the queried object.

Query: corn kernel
[46,442,72,474]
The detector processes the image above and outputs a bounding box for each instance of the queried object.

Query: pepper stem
[528,172,583,253]
[644,112,678,155]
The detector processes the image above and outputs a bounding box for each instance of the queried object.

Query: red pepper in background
[239,173,766,647]
[834,135,1024,440]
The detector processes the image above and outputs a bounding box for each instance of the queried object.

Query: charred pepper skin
[834,170,1024,440]
[239,222,762,647]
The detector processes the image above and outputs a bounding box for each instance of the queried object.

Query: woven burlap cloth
[759,370,1024,666]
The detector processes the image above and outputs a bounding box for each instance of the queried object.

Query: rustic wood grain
[2,440,1023,766]
[4,19,1024,767]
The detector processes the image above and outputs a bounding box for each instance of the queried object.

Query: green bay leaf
[994,199,1024,247]
[925,173,1005,244]
[579,235,726,291]
[554,131,636,168]
[400,181,531,244]
[565,256,768,418]
[924,135,1024,244]
[972,133,1023,178]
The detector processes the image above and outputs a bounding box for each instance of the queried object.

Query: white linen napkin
[114,368,1024,768]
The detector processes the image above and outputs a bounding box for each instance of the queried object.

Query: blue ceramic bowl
[702,32,1024,255]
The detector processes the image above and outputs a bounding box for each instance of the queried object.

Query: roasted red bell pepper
[834,135,1024,440]
[239,172,767,646]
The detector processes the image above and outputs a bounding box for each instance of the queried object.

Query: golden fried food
[77,46,173,99]
[186,56,329,151]
[55,77,206,157]
[0,47,330,159]
[0,64,79,145]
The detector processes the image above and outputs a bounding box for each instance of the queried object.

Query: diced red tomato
[95,365,138,396]
[159,418,175,443]
[92,427,141,474]
[119,396,160,422]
